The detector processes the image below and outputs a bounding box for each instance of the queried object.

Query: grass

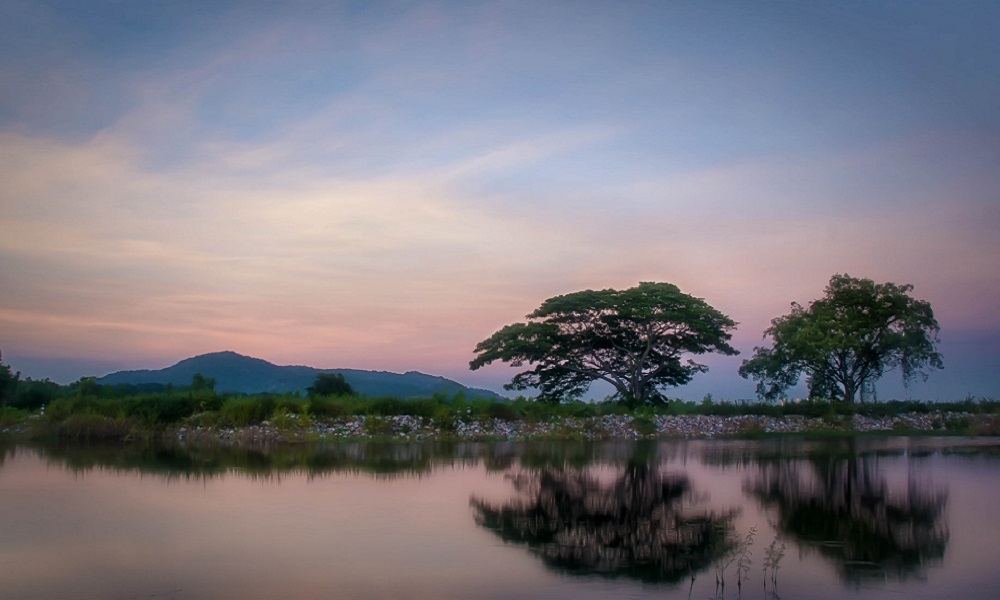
[2,382,997,443]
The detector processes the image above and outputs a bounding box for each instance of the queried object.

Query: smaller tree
[191,372,216,393]
[739,274,942,402]
[0,350,20,408]
[75,376,101,398]
[12,378,59,411]
[308,372,354,397]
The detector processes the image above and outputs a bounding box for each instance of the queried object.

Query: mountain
[97,351,503,400]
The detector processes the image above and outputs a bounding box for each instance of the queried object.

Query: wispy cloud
[1,1,997,398]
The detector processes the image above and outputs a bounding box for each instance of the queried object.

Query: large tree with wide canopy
[470,282,738,406]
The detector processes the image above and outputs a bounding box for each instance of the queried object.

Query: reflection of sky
[0,1,997,399]
[4,440,1000,599]
[0,452,550,600]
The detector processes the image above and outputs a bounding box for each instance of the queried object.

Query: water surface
[1,437,998,599]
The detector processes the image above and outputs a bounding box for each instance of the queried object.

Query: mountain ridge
[97,351,503,400]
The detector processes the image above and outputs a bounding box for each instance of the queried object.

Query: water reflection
[0,440,15,465]
[24,439,666,481]
[4,437,1000,600]
[746,439,949,582]
[27,440,471,480]
[471,450,736,583]
[24,439,712,481]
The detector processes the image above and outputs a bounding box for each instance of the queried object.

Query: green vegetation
[0,362,996,444]
[307,372,354,397]
[0,350,20,408]
[470,282,738,406]
[0,338,984,441]
[740,274,942,403]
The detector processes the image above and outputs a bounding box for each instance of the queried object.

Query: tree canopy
[190,372,216,393]
[0,350,20,408]
[307,372,354,397]
[469,282,738,406]
[739,274,942,402]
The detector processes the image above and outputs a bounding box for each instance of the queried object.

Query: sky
[1,0,998,401]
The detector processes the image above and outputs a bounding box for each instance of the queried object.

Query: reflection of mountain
[471,463,735,583]
[748,445,948,582]
[25,440,663,480]
[29,441,455,480]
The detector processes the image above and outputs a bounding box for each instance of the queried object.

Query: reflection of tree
[26,439,715,481]
[0,441,15,466]
[23,440,682,482]
[28,441,451,480]
[748,447,948,582]
[471,463,735,583]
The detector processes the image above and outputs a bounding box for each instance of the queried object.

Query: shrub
[0,406,25,427]
[274,396,308,415]
[431,405,457,432]
[944,415,971,432]
[193,392,224,412]
[12,379,60,411]
[269,409,298,430]
[632,416,659,436]
[366,396,432,416]
[54,414,137,442]
[43,398,75,422]
[411,398,443,418]
[970,415,1000,436]
[363,416,395,436]
[365,396,402,416]
[667,399,699,415]
[560,400,597,419]
[308,395,355,418]
[127,395,198,425]
[484,401,521,420]
[220,396,275,426]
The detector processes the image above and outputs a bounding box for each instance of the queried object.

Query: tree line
[0,273,946,412]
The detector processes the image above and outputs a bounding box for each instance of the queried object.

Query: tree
[469,282,738,406]
[0,350,20,408]
[190,372,216,393]
[739,274,942,402]
[307,372,354,397]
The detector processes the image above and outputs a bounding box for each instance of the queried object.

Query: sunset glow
[1,1,997,399]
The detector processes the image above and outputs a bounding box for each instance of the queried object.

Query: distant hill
[97,351,503,400]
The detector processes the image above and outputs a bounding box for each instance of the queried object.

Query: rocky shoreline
[168,411,991,445]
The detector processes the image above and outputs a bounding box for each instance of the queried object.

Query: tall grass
[51,414,140,442]
[220,396,276,427]
[0,406,25,427]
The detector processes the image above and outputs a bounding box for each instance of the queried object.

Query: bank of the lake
[6,409,997,446]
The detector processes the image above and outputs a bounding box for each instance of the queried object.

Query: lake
[1,436,999,600]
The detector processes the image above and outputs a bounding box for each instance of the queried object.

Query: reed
[762,536,786,598]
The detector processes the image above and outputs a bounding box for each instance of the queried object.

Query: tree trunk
[842,380,857,403]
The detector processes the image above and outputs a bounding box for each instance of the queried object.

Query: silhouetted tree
[0,350,20,408]
[471,283,738,406]
[307,372,354,397]
[191,372,216,393]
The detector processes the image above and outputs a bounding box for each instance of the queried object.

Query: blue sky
[1,0,998,400]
